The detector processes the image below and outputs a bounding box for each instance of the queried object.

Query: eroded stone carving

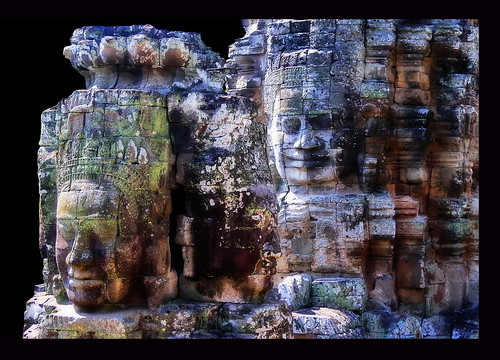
[27,19,478,339]
[42,88,178,310]
[226,18,479,338]
[33,25,280,318]
[256,20,398,308]
[169,91,280,303]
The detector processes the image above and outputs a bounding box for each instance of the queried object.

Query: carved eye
[282,117,301,134]
[308,115,332,130]
[57,220,77,244]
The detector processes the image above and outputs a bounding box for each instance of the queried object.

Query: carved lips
[282,149,332,168]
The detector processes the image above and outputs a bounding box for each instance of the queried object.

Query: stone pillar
[426,20,479,314]
[359,20,397,307]
[393,196,427,315]
[365,194,396,307]
[169,91,280,303]
[38,108,60,296]
[390,23,433,313]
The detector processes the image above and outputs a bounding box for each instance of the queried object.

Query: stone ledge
[24,293,293,339]
[292,307,364,339]
[310,278,368,311]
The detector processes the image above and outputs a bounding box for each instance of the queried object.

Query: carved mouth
[283,150,332,167]
[68,278,105,289]
[68,269,104,289]
[285,150,330,160]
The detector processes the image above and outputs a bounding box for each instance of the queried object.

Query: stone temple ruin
[24,19,478,339]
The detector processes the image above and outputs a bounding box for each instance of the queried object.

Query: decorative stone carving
[28,24,284,338]
[46,87,178,310]
[27,19,479,339]
[250,20,398,308]
[226,18,478,338]
[168,91,280,302]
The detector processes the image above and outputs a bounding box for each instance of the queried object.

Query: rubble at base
[277,274,478,339]
[24,289,293,339]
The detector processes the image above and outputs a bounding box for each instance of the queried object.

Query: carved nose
[293,129,321,150]
[66,231,94,270]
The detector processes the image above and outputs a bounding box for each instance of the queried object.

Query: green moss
[361,81,390,99]
[148,162,172,190]
[141,106,169,137]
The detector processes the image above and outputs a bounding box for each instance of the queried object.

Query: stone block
[368,219,396,238]
[159,37,190,67]
[24,293,55,325]
[141,302,220,337]
[217,302,293,339]
[452,324,479,339]
[23,324,42,339]
[292,307,364,338]
[362,310,423,339]
[267,35,286,53]
[395,71,430,89]
[302,85,330,100]
[40,109,60,146]
[303,99,331,114]
[39,304,142,337]
[394,195,419,217]
[441,264,467,310]
[277,274,312,310]
[370,274,395,307]
[309,32,336,49]
[334,196,366,223]
[311,223,366,274]
[366,193,396,219]
[365,29,396,48]
[310,278,368,311]
[395,88,431,105]
[396,259,425,288]
[306,65,331,85]
[267,21,290,36]
[422,315,453,338]
[310,19,336,33]
[451,305,479,339]
[396,216,427,237]
[290,20,311,33]
[284,33,310,50]
[286,254,312,271]
[336,24,364,42]
[364,61,393,81]
[397,37,431,55]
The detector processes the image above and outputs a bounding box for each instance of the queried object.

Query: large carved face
[56,180,144,308]
[270,112,360,186]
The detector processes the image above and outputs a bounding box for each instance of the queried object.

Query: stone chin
[67,279,106,307]
[283,155,332,169]
[283,166,337,185]
[67,277,137,308]
[281,157,337,186]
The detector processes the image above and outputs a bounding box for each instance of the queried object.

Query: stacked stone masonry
[226,18,478,338]
[27,19,478,339]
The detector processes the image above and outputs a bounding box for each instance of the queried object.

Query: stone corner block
[292,307,364,339]
[217,301,293,339]
[277,273,313,310]
[310,277,368,311]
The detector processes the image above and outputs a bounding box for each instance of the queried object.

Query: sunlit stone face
[56,180,143,308]
[270,112,360,185]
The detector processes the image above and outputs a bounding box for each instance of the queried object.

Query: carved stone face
[56,180,143,308]
[270,112,359,186]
